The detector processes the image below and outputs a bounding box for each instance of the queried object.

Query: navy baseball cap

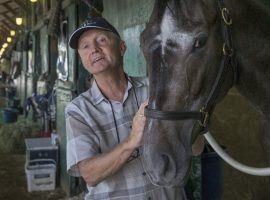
[69,17,120,49]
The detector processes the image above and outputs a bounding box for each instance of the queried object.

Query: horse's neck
[229,0,270,117]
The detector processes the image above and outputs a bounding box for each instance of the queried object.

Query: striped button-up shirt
[66,76,185,200]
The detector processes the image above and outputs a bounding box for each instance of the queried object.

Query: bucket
[201,144,225,200]
[25,159,56,192]
[3,108,18,123]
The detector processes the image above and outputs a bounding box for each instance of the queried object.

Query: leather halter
[144,0,238,132]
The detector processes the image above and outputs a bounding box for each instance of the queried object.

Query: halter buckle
[223,43,234,56]
[199,107,209,127]
[221,7,232,25]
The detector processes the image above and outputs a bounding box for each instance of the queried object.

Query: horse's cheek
[186,65,205,98]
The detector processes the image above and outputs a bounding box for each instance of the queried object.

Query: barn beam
[3,2,17,16]
[0,29,8,38]
[1,21,11,31]
[1,13,17,28]
[12,0,27,12]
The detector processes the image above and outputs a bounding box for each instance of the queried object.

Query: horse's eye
[193,33,207,49]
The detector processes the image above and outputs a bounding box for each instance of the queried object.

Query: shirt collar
[90,75,144,105]
[90,80,106,105]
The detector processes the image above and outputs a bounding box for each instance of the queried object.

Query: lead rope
[204,131,270,176]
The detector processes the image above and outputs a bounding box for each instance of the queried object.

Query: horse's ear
[202,0,219,22]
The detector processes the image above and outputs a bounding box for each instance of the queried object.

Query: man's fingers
[139,100,148,111]
[142,100,148,106]
[135,100,149,119]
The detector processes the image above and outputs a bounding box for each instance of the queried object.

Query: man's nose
[90,42,100,54]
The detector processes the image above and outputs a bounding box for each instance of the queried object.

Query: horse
[140,0,270,187]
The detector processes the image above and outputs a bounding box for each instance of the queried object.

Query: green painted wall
[57,1,78,196]
[26,75,34,100]
[76,2,91,95]
[40,26,49,73]
[67,3,77,84]
[21,51,28,105]
[103,0,155,77]
[56,84,75,196]
[49,36,58,90]
[20,71,27,107]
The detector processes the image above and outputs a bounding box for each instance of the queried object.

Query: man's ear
[120,40,126,56]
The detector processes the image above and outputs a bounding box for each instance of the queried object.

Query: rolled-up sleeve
[65,104,100,177]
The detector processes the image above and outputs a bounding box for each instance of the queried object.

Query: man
[66,17,203,200]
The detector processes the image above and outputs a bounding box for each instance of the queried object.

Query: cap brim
[68,26,116,49]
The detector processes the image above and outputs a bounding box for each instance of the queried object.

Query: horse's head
[140,0,235,186]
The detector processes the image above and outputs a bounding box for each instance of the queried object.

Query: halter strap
[144,0,238,131]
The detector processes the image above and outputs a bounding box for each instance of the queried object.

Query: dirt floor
[0,153,69,200]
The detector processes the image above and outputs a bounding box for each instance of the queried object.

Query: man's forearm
[78,102,147,186]
[78,137,135,186]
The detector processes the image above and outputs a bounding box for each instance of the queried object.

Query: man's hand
[127,101,148,149]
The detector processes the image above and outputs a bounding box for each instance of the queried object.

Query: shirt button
[129,125,132,129]
[142,172,147,176]
[148,197,152,200]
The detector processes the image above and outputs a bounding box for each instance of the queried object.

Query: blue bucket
[3,108,18,123]
[202,145,225,200]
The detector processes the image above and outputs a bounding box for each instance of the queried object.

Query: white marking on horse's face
[160,7,193,55]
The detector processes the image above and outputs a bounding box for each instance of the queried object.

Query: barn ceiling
[0,0,27,53]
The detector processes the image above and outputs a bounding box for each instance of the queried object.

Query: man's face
[78,29,125,75]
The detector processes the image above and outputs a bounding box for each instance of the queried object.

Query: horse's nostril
[160,154,176,177]
[161,154,170,172]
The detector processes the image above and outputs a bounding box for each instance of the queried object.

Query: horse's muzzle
[141,120,192,187]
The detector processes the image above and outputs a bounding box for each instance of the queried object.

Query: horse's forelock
[146,0,216,34]
[167,0,218,26]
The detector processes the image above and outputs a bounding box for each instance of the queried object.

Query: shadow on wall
[210,87,270,200]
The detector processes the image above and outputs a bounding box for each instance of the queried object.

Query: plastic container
[25,138,58,165]
[25,159,56,192]
[2,107,18,123]
[201,144,225,200]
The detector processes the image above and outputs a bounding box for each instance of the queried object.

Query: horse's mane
[170,0,270,18]
[167,0,208,26]
[242,0,270,19]
[251,0,270,13]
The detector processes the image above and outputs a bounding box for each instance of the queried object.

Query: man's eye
[97,36,107,44]
[80,44,89,49]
